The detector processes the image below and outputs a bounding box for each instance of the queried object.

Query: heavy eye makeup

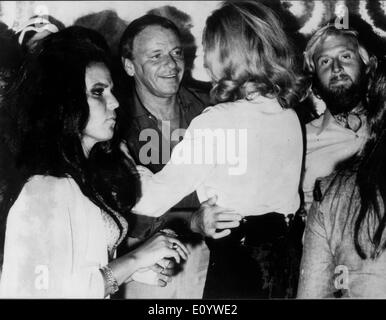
[89,82,112,98]
[91,87,104,97]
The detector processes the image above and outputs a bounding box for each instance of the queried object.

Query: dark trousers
[203,212,305,299]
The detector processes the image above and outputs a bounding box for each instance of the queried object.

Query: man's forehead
[315,34,358,57]
[132,25,180,54]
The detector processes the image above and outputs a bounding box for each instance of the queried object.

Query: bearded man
[302,23,377,210]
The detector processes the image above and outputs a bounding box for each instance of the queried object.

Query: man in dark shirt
[117,15,240,298]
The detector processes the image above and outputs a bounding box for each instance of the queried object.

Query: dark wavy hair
[354,58,386,259]
[0,26,141,257]
[0,23,22,90]
[0,24,22,73]
[202,1,306,107]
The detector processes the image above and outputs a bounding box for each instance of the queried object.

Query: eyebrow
[89,82,114,92]
[319,47,356,56]
[171,46,182,52]
[146,45,182,54]
[91,82,111,87]
[316,48,356,59]
[146,49,162,55]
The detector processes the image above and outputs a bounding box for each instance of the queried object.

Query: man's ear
[122,57,135,77]
[358,45,370,65]
[357,45,377,75]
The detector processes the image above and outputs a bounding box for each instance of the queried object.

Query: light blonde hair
[202,1,305,108]
[303,23,371,74]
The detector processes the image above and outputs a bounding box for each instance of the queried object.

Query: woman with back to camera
[298,59,386,298]
[131,1,306,298]
[0,26,188,298]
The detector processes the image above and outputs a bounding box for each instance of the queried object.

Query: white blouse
[0,175,108,298]
[133,96,303,218]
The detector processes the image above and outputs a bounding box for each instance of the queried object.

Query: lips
[160,74,178,78]
[330,74,351,85]
[159,68,181,79]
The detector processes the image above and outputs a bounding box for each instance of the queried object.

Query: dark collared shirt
[118,85,210,238]
[123,86,209,174]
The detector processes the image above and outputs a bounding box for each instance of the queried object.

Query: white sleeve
[0,178,105,298]
[132,113,216,217]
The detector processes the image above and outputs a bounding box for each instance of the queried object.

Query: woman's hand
[126,259,172,287]
[130,230,190,270]
[105,230,189,295]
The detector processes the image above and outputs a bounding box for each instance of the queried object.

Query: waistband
[206,211,302,248]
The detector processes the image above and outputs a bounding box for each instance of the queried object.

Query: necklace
[334,112,363,132]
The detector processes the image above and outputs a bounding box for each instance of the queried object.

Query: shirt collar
[316,108,367,136]
[131,88,150,118]
[317,109,334,135]
[131,87,187,119]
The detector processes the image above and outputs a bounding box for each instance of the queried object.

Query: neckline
[134,89,181,121]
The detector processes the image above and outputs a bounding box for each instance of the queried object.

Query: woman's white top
[0,175,108,298]
[132,96,303,217]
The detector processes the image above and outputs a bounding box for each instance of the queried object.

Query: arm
[128,198,241,240]
[132,116,216,217]
[0,178,189,298]
[106,232,189,294]
[0,179,104,298]
[297,201,335,298]
[126,113,242,236]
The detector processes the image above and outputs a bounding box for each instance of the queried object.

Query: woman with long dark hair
[298,59,386,298]
[0,26,188,298]
[131,1,306,298]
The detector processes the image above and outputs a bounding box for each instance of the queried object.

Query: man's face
[313,34,366,114]
[314,34,363,91]
[125,25,185,98]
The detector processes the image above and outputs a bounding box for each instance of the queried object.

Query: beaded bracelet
[100,265,119,295]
